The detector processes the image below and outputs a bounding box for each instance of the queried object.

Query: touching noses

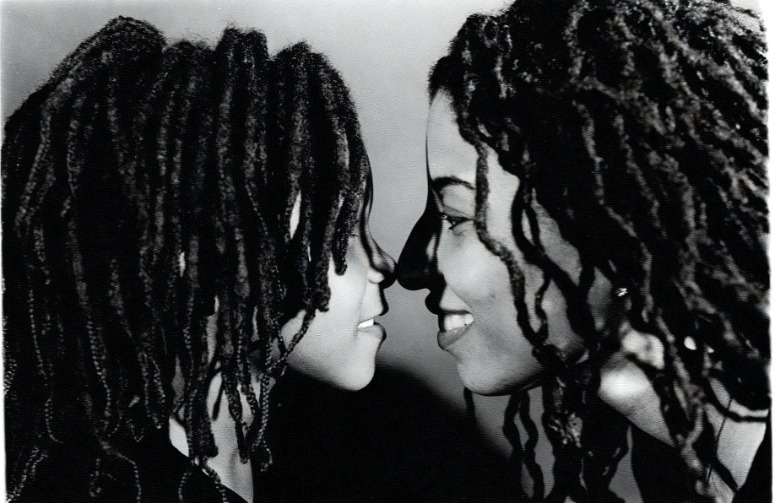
[397,206,439,291]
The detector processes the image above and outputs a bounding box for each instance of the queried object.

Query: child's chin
[333,363,377,391]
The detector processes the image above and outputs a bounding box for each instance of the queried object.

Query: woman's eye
[439,212,470,231]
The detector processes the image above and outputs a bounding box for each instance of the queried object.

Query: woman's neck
[598,333,768,501]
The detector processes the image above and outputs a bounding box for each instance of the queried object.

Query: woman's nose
[397,210,438,291]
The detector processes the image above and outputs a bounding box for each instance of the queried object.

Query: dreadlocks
[4,16,369,502]
[429,0,768,500]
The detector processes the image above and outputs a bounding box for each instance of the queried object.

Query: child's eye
[439,213,470,230]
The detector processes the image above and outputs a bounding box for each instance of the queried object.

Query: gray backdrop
[26,0,772,499]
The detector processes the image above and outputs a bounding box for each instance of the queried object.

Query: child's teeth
[358,319,374,329]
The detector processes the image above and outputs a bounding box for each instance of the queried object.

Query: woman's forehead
[426,93,477,186]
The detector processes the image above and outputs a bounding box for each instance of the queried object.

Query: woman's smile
[398,92,591,395]
[437,312,475,349]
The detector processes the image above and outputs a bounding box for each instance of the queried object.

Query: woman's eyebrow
[431,176,475,193]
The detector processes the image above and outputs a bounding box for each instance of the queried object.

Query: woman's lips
[437,313,474,349]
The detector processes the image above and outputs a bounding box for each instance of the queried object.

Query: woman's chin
[457,361,542,396]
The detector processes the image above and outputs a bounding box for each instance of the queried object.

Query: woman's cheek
[440,231,503,303]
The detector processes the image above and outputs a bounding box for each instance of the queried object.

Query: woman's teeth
[358,318,375,329]
[442,314,474,331]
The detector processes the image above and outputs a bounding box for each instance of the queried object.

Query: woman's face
[398,93,609,395]
[281,178,396,391]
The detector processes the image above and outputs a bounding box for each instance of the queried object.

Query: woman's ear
[586,269,616,333]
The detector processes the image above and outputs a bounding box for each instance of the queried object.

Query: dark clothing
[632,419,771,502]
[12,366,519,502]
[15,437,246,503]
[255,367,519,502]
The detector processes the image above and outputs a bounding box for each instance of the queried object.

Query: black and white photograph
[2,0,771,501]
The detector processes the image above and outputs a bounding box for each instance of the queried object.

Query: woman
[3,17,394,502]
[398,0,768,501]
